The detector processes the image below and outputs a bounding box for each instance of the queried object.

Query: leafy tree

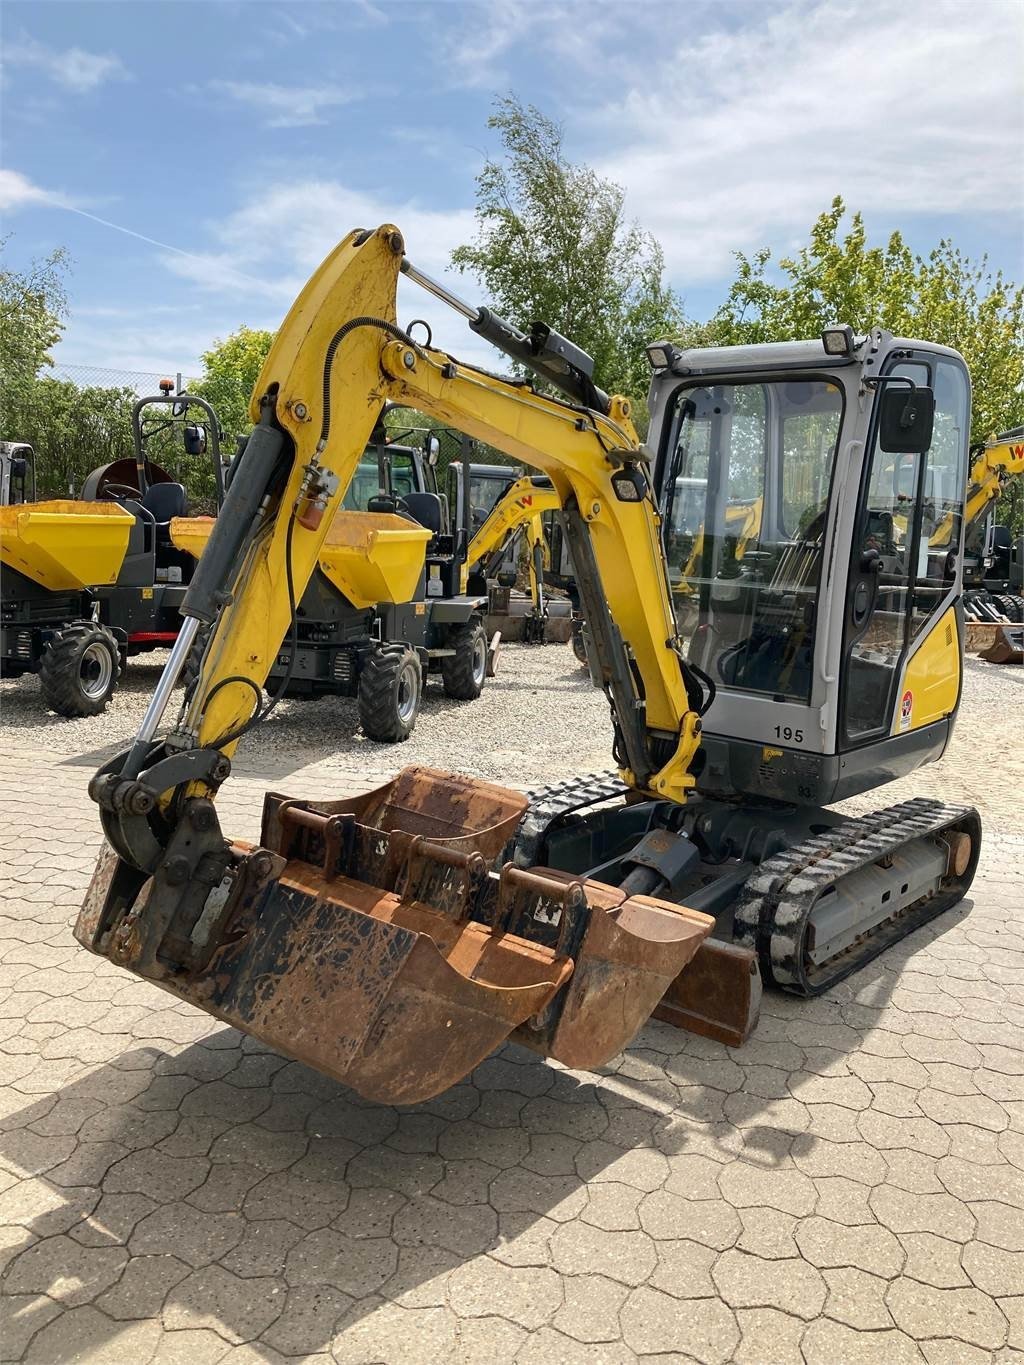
[192,325,274,442]
[452,96,683,421]
[710,198,1024,528]
[8,377,135,497]
[0,241,71,422]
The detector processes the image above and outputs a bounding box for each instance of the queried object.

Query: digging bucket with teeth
[76,767,713,1104]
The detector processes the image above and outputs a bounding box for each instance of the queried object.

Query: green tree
[452,96,683,421]
[9,377,136,497]
[710,198,1024,528]
[192,325,275,442]
[0,241,71,419]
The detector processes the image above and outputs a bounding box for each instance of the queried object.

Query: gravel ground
[0,643,613,788]
[0,644,1019,823]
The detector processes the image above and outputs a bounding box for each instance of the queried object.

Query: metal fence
[49,362,202,396]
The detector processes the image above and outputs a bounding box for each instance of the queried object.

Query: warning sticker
[899,689,913,732]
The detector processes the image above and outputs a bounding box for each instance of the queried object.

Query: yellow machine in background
[76,226,982,1103]
[460,473,565,643]
[0,501,134,592]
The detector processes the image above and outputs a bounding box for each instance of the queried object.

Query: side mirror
[426,434,440,467]
[878,384,935,455]
[183,423,207,456]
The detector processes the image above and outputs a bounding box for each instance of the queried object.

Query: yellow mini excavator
[460,472,563,643]
[76,227,981,1102]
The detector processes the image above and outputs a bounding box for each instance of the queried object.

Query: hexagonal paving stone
[886,1277,1009,1350]
[4,1234,127,1306]
[734,1306,805,1364]
[619,1284,739,1362]
[95,1253,190,1320]
[549,1220,657,1285]
[712,1248,826,1320]
[446,1257,563,1330]
[795,1215,905,1276]
[391,1192,497,1256]
[285,1228,397,1298]
[899,1232,971,1289]
[129,1202,245,1267]
[824,1266,894,1329]
[716,1160,816,1216]
[162,1264,285,1344]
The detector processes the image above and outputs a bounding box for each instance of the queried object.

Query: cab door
[841,356,970,744]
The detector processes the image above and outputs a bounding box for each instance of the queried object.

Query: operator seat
[141,482,188,565]
[400,491,445,536]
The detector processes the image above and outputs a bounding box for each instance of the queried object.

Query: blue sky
[2,0,1022,378]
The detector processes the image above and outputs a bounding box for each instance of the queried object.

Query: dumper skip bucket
[77,767,712,1104]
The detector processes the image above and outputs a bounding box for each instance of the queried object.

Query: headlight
[821,325,855,357]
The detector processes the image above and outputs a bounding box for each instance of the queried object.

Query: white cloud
[152,178,497,365]
[210,80,360,128]
[585,0,1024,282]
[0,168,70,212]
[4,35,129,92]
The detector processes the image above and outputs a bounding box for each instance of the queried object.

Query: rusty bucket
[76,767,715,1104]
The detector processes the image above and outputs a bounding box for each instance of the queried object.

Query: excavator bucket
[77,767,714,1104]
[980,625,1024,664]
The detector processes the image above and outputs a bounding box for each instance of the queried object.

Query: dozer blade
[76,767,714,1104]
[654,939,762,1048]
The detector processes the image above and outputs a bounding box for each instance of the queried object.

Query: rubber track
[733,796,981,996]
[511,771,627,867]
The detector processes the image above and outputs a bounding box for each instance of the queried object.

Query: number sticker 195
[773,726,804,743]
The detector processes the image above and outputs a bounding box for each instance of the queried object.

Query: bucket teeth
[76,767,715,1104]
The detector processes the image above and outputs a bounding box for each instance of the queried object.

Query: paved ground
[0,648,1022,1363]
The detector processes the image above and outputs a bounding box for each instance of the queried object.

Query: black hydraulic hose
[686,658,717,717]
[319,317,418,448]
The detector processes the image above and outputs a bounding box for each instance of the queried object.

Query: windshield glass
[342,457,382,511]
[663,378,843,703]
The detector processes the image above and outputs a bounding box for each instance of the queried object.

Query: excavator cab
[649,335,968,803]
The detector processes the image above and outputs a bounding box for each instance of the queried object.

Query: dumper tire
[440,619,488,700]
[39,622,120,717]
[358,645,422,742]
[571,621,589,667]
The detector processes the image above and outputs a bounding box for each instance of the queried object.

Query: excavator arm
[461,475,561,641]
[76,224,716,1105]
[963,428,1024,530]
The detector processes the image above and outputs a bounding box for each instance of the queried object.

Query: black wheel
[357,646,422,742]
[1008,595,1024,623]
[38,622,119,717]
[440,619,488,700]
[994,594,1018,621]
